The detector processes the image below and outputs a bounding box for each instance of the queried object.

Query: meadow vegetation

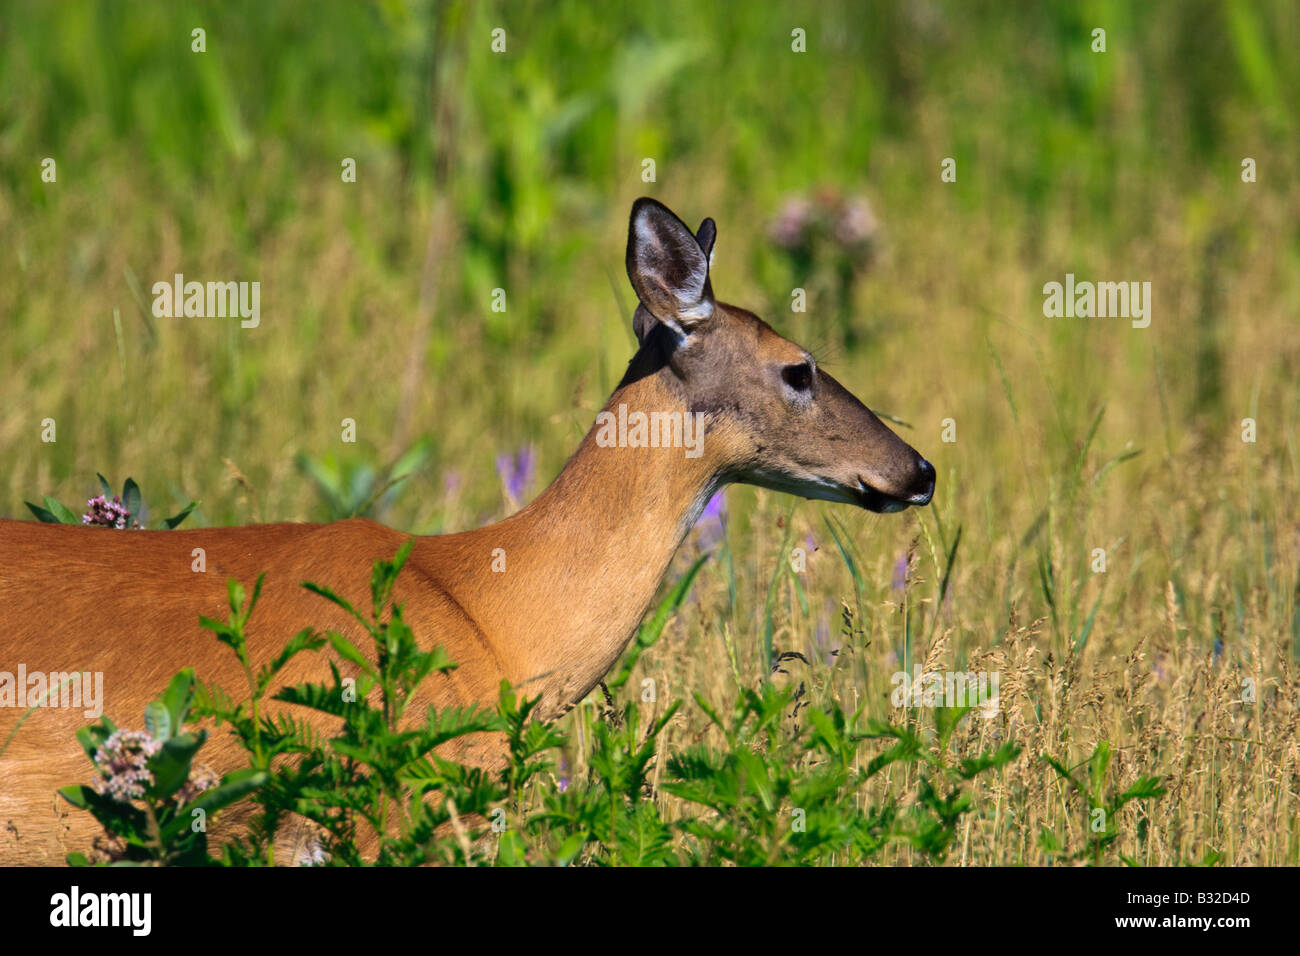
[2,0,1297,864]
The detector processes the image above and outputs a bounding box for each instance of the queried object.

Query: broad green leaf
[43,496,80,524]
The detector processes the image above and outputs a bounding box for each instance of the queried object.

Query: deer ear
[695,218,716,263]
[632,303,659,345]
[626,198,714,336]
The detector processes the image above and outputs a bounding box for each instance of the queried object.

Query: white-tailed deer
[0,198,933,863]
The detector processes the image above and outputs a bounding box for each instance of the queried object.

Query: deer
[0,198,934,864]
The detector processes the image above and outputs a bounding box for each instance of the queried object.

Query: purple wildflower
[83,494,132,529]
[769,198,815,250]
[769,191,879,264]
[892,552,909,592]
[812,602,841,667]
[694,489,727,550]
[834,197,878,247]
[496,445,536,505]
[91,730,161,802]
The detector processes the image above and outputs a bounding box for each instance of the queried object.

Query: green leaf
[1038,826,1064,854]
[161,669,195,731]
[761,507,796,673]
[144,700,171,742]
[43,496,80,524]
[1092,446,1143,489]
[553,831,589,867]
[258,628,327,694]
[227,579,246,618]
[937,524,963,604]
[303,582,361,622]
[1073,592,1104,652]
[73,724,105,761]
[496,829,526,866]
[163,769,267,842]
[326,631,378,679]
[957,742,1022,779]
[122,477,142,520]
[296,452,347,518]
[59,784,92,810]
[1088,741,1112,802]
[1117,776,1167,806]
[1068,403,1106,499]
[163,501,198,529]
[24,501,59,523]
[147,732,207,799]
[1042,754,1079,791]
[822,514,864,596]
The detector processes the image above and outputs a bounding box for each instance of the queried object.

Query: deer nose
[909,458,936,505]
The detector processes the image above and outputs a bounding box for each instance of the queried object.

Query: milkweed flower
[92,730,161,802]
[83,495,132,529]
[173,763,220,806]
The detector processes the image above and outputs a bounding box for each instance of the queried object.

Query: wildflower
[892,552,909,592]
[693,489,727,550]
[834,197,878,248]
[91,730,161,802]
[769,190,879,265]
[812,602,842,667]
[769,197,815,250]
[82,494,132,529]
[173,763,220,806]
[496,445,536,505]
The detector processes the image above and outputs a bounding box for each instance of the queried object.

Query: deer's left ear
[626,198,715,337]
[695,217,716,263]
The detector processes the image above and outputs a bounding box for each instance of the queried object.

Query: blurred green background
[3,0,1297,529]
[2,0,1299,862]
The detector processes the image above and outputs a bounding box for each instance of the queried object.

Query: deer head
[623,197,935,514]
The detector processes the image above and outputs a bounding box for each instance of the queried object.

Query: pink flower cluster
[769,190,879,254]
[82,494,132,529]
[92,729,161,802]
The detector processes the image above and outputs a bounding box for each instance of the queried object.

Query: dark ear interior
[626,198,714,329]
[695,218,716,260]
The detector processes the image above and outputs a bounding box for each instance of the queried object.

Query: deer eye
[782,363,813,392]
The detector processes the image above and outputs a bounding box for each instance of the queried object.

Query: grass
[2,0,1299,864]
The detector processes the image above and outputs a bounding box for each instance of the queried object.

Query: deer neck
[464,366,725,715]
